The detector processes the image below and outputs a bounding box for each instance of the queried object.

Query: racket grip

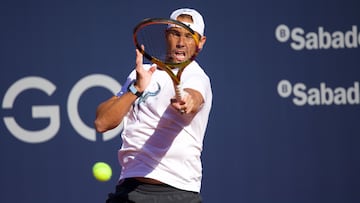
[175,84,184,101]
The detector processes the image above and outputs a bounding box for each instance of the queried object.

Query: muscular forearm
[94,93,138,133]
[94,48,156,132]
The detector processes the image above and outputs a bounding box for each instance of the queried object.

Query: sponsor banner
[1,1,359,203]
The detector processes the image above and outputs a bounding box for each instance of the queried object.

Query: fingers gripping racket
[133,18,200,102]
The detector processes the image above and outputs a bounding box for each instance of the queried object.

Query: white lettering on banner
[67,74,123,142]
[2,74,123,144]
[275,24,360,50]
[277,80,360,106]
[2,76,60,143]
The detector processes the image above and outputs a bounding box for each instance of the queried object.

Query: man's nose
[176,35,186,47]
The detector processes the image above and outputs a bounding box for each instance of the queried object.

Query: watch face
[128,82,142,97]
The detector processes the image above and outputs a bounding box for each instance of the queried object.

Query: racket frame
[133,18,201,101]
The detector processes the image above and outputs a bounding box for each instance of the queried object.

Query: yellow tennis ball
[92,162,112,182]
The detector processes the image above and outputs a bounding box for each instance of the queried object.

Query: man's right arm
[95,48,156,133]
[94,92,138,133]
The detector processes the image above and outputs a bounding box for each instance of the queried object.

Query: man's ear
[198,36,207,50]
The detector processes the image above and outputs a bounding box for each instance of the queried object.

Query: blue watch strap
[127,81,143,97]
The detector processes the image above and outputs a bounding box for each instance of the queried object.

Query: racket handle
[175,84,184,101]
[175,84,186,114]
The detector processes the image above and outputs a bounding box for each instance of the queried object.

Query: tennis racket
[133,18,200,102]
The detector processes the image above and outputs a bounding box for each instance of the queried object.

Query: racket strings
[137,23,168,63]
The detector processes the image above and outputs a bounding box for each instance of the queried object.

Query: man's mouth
[174,51,186,62]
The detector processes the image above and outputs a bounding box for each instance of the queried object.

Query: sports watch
[127,81,143,97]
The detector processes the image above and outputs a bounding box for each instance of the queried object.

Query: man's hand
[171,88,204,114]
[134,47,156,92]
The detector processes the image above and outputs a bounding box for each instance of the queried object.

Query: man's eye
[185,34,193,38]
[169,30,180,36]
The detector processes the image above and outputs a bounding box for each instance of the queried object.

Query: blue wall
[1,0,360,202]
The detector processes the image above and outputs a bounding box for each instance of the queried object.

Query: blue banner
[1,0,359,202]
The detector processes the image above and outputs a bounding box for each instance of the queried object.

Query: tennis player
[94,8,212,203]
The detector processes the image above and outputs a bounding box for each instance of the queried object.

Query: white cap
[170,8,205,36]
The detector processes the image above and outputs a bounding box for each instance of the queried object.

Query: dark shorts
[106,178,202,203]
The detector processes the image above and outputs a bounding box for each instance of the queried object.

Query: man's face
[165,18,199,63]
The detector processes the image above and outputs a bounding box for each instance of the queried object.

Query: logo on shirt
[137,82,161,104]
